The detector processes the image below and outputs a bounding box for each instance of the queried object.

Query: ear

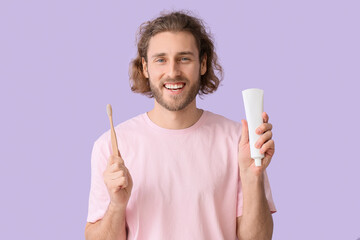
[200,53,207,76]
[142,57,149,78]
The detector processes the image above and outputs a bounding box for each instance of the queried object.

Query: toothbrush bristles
[106,104,112,117]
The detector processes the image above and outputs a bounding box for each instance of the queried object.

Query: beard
[149,74,201,112]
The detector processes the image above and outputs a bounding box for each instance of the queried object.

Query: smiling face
[142,31,207,111]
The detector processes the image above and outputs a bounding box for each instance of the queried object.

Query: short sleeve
[87,139,111,223]
[236,170,277,217]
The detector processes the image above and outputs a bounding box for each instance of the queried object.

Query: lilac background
[1,0,359,239]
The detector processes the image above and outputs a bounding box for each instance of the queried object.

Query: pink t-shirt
[87,111,276,239]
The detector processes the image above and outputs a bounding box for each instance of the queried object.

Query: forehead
[147,31,199,57]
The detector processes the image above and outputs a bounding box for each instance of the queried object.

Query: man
[85,10,276,240]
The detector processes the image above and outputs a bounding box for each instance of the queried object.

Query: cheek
[148,66,165,79]
[187,65,201,77]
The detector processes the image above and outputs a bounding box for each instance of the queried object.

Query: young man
[85,11,276,240]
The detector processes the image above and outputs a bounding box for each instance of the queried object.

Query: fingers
[256,122,273,135]
[107,175,129,190]
[261,140,275,168]
[109,170,126,180]
[104,156,130,189]
[255,112,273,148]
[255,130,273,150]
[105,155,127,179]
[240,119,249,145]
[107,156,127,176]
[251,113,274,169]
[109,162,128,174]
[262,112,269,123]
[108,155,125,166]
[259,139,274,155]
[261,155,272,169]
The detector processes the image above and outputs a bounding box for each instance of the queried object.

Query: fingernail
[257,128,261,134]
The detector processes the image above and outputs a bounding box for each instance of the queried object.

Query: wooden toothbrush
[106,104,120,157]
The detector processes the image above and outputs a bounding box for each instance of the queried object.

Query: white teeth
[164,83,184,90]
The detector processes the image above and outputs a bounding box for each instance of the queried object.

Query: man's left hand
[238,112,275,176]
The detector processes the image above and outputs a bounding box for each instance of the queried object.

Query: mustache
[161,76,188,84]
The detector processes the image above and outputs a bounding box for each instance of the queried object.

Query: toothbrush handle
[109,115,120,157]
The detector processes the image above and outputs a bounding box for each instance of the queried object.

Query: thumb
[107,154,125,166]
[108,155,116,166]
[239,119,249,145]
[108,150,122,165]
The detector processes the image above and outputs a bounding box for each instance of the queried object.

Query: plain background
[1,0,359,239]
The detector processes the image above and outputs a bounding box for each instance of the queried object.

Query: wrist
[109,201,127,213]
[240,169,264,185]
[240,161,266,177]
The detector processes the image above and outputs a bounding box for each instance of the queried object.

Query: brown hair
[129,10,223,97]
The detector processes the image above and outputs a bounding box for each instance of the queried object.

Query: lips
[164,82,185,90]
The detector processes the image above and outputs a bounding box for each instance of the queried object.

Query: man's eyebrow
[177,51,195,56]
[151,53,166,59]
[150,51,196,59]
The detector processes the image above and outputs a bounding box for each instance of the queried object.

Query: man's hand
[85,152,131,240]
[238,112,275,176]
[103,152,133,210]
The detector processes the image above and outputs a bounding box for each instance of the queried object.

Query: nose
[167,60,181,79]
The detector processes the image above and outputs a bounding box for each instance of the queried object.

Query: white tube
[242,88,264,166]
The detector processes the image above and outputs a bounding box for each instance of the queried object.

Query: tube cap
[254,158,262,166]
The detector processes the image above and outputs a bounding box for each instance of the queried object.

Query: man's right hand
[103,152,133,210]
[85,152,131,240]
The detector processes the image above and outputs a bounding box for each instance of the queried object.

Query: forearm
[238,171,273,240]
[85,203,127,240]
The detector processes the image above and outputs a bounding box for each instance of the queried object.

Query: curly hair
[129,10,223,97]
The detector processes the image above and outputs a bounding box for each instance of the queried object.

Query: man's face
[142,31,207,111]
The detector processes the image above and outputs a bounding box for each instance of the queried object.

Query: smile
[164,82,185,90]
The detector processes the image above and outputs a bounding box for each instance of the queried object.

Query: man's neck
[147,100,203,130]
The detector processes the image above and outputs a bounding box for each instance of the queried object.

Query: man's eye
[181,57,190,61]
[156,59,165,63]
